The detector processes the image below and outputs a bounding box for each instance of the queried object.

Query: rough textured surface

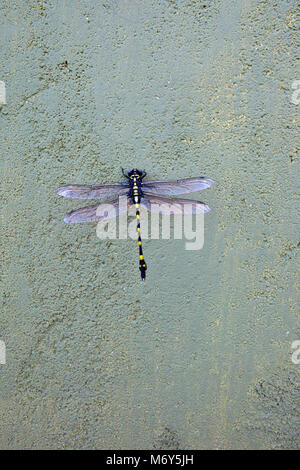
[1,0,299,449]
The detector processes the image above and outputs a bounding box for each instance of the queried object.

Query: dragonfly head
[128,168,144,179]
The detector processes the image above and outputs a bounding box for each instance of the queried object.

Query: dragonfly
[56,168,214,280]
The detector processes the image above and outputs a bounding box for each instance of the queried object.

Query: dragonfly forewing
[142,177,214,196]
[56,183,128,199]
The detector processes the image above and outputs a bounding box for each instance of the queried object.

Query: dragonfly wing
[142,177,214,195]
[140,194,210,214]
[56,183,128,199]
[63,197,131,223]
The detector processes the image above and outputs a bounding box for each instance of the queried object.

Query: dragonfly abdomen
[131,177,147,280]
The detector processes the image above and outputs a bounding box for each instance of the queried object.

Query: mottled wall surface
[1,0,299,449]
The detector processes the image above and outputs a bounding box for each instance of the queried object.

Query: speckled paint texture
[1,0,299,449]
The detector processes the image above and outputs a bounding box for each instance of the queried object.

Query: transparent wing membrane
[56,183,128,199]
[141,194,210,214]
[142,177,214,195]
[63,197,130,223]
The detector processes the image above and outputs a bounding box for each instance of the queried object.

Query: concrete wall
[1,0,299,449]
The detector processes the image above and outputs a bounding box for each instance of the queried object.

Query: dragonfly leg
[121,167,129,179]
